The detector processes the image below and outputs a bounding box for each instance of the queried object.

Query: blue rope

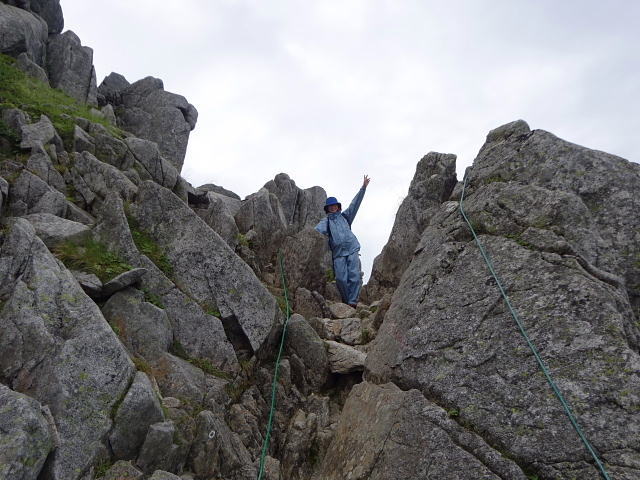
[257,249,292,479]
[459,176,611,480]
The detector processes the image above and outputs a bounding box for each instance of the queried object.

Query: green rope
[459,176,611,480]
[257,249,292,480]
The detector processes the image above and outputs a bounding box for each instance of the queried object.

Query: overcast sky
[62,0,640,283]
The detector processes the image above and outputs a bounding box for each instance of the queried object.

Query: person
[315,175,370,307]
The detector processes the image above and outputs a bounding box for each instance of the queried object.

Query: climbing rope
[459,175,611,480]
[257,249,292,480]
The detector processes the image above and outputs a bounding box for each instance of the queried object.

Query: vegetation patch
[132,356,152,374]
[325,268,336,282]
[0,53,122,146]
[141,288,164,309]
[127,216,174,277]
[53,237,131,282]
[170,340,232,379]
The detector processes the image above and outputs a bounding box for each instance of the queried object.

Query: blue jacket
[315,186,366,258]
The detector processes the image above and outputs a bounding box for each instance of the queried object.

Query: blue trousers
[333,252,361,305]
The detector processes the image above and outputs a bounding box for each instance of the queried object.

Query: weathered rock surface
[16,51,49,84]
[24,212,90,248]
[365,120,640,480]
[115,76,198,171]
[0,219,136,479]
[102,287,172,361]
[29,0,64,34]
[47,30,98,105]
[0,3,48,66]
[3,13,640,477]
[313,382,527,480]
[109,371,165,460]
[130,180,283,356]
[0,384,54,480]
[285,314,329,390]
[263,172,326,231]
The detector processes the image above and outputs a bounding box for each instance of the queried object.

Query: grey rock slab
[131,181,283,355]
[100,267,148,298]
[92,191,238,373]
[125,137,178,190]
[16,51,49,84]
[25,144,66,192]
[193,183,241,202]
[109,371,165,460]
[69,151,137,210]
[153,354,207,412]
[325,340,366,374]
[20,114,59,150]
[97,71,130,105]
[193,192,240,249]
[136,420,180,475]
[24,212,90,249]
[46,30,97,105]
[71,270,102,296]
[72,124,96,154]
[328,302,356,319]
[312,382,527,480]
[0,4,48,66]
[0,384,54,480]
[280,227,333,298]
[102,288,172,362]
[148,472,182,480]
[117,76,198,171]
[0,218,136,480]
[263,173,326,231]
[188,410,255,480]
[235,187,288,268]
[466,119,640,316]
[9,170,67,217]
[285,314,329,390]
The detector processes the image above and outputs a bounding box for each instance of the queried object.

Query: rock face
[99,75,199,171]
[365,120,640,480]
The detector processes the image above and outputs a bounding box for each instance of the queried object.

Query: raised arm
[343,175,370,225]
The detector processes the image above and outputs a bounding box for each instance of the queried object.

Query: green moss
[170,340,232,379]
[141,288,164,309]
[325,268,336,282]
[237,233,250,247]
[505,233,532,249]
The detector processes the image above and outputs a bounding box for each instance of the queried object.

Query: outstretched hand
[363,175,371,187]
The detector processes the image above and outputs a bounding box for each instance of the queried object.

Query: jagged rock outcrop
[364,120,640,480]
[97,75,198,171]
[363,151,457,301]
[47,30,98,105]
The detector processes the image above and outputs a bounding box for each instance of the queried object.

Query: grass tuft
[53,237,131,282]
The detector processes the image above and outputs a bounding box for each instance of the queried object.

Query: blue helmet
[324,196,341,212]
